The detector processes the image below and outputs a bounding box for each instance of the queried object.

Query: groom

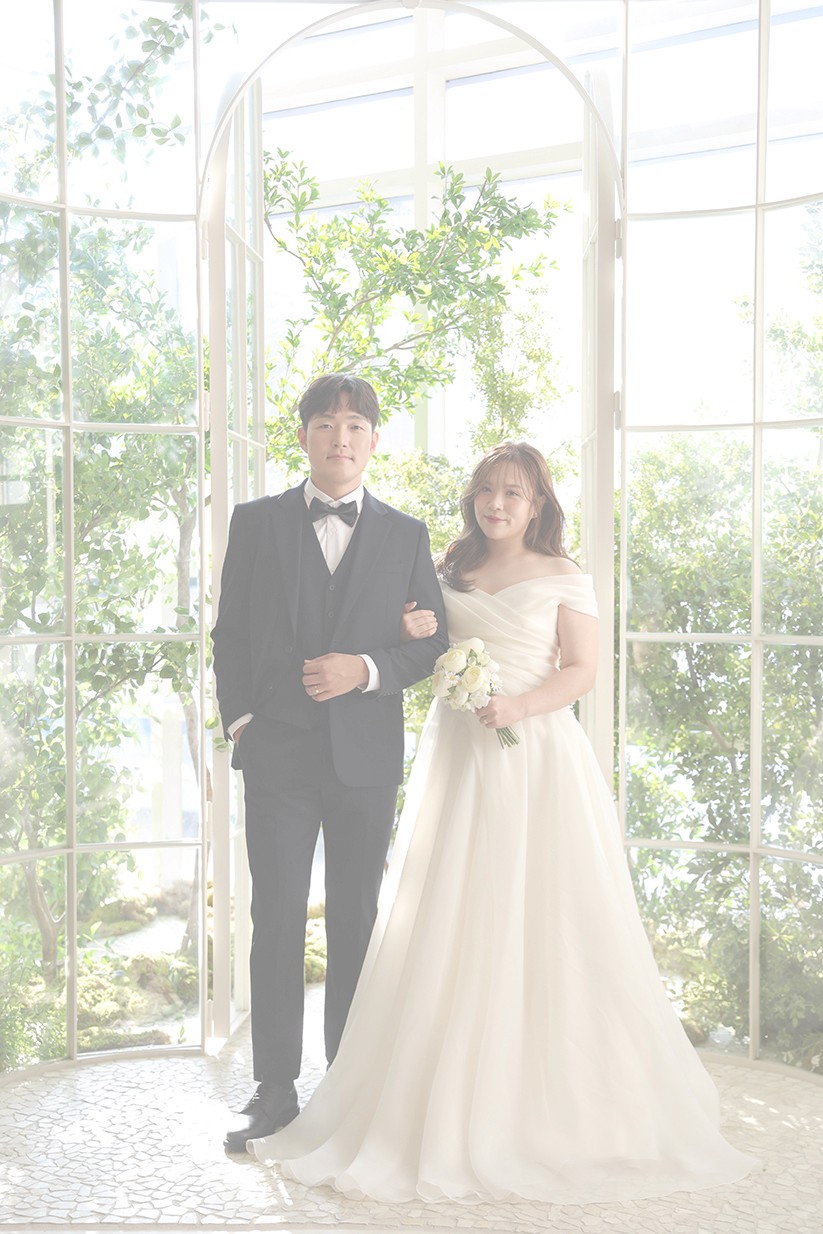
[212,373,448,1151]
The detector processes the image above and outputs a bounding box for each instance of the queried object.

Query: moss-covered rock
[78,1026,171,1052]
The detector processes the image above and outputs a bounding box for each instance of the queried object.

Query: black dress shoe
[224,1081,299,1152]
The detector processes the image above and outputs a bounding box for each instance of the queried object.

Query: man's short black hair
[296,374,380,430]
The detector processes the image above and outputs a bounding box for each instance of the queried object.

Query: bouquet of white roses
[431,638,519,749]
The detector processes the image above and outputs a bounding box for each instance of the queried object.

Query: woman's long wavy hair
[438,442,570,592]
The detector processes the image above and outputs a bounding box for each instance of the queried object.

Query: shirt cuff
[228,712,253,739]
[358,655,380,693]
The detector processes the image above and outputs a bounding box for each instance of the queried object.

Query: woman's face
[473,465,537,547]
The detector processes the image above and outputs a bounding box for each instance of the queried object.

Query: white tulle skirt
[251,697,757,1203]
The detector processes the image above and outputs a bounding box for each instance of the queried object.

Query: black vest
[260,507,361,729]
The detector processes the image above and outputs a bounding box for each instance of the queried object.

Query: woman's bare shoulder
[541,556,583,577]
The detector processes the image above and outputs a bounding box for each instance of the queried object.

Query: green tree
[262,153,557,478]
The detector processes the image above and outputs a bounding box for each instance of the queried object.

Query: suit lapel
[332,489,392,637]
[269,482,307,637]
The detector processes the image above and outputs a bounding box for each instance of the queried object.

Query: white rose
[451,685,470,708]
[457,637,485,655]
[440,647,468,673]
[431,671,452,698]
[461,664,490,694]
[476,651,491,666]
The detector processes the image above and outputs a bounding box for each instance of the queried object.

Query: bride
[250,442,756,1203]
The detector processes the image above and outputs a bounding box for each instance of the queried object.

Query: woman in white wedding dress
[250,442,756,1203]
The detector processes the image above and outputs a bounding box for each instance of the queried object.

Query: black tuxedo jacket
[211,482,449,787]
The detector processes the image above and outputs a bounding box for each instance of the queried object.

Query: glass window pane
[247,440,260,502]
[626,432,752,635]
[204,705,249,1025]
[264,90,414,183]
[0,4,57,199]
[246,255,259,438]
[446,64,584,163]
[245,92,260,252]
[70,218,197,425]
[626,642,751,844]
[75,641,199,846]
[447,1,622,54]
[63,0,196,212]
[0,425,65,635]
[763,202,823,423]
[231,437,247,505]
[761,425,823,637]
[626,215,755,426]
[760,857,823,1070]
[629,847,750,1055]
[766,4,823,201]
[230,793,250,1021]
[445,9,507,48]
[629,147,756,215]
[226,238,237,431]
[278,12,414,80]
[762,647,823,854]
[0,856,67,1070]
[77,846,200,1053]
[437,169,583,475]
[73,433,197,635]
[0,643,65,855]
[446,2,624,154]
[198,2,309,162]
[0,205,62,420]
[627,4,758,211]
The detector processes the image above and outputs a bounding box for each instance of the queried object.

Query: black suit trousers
[240,715,397,1082]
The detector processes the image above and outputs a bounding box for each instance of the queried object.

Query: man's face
[297,398,378,499]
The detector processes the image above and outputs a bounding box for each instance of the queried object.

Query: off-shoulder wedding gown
[251,576,756,1203]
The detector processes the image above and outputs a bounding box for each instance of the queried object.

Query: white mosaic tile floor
[1,985,822,1234]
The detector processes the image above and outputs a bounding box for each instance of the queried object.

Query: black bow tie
[309,497,358,527]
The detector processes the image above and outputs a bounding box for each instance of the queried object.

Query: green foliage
[0,884,66,1070]
[0,9,202,1071]
[1,7,213,197]
[622,210,823,1066]
[73,945,197,1053]
[0,975,65,1071]
[304,917,327,984]
[626,433,752,634]
[262,154,556,478]
[464,284,564,454]
[760,860,823,1064]
[626,429,823,1066]
[760,202,823,423]
[368,449,467,555]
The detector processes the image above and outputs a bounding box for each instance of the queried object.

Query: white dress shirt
[227,481,379,740]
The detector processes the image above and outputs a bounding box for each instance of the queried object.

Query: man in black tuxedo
[212,373,448,1151]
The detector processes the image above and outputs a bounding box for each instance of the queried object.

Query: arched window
[205,0,621,1044]
[1,0,819,1080]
